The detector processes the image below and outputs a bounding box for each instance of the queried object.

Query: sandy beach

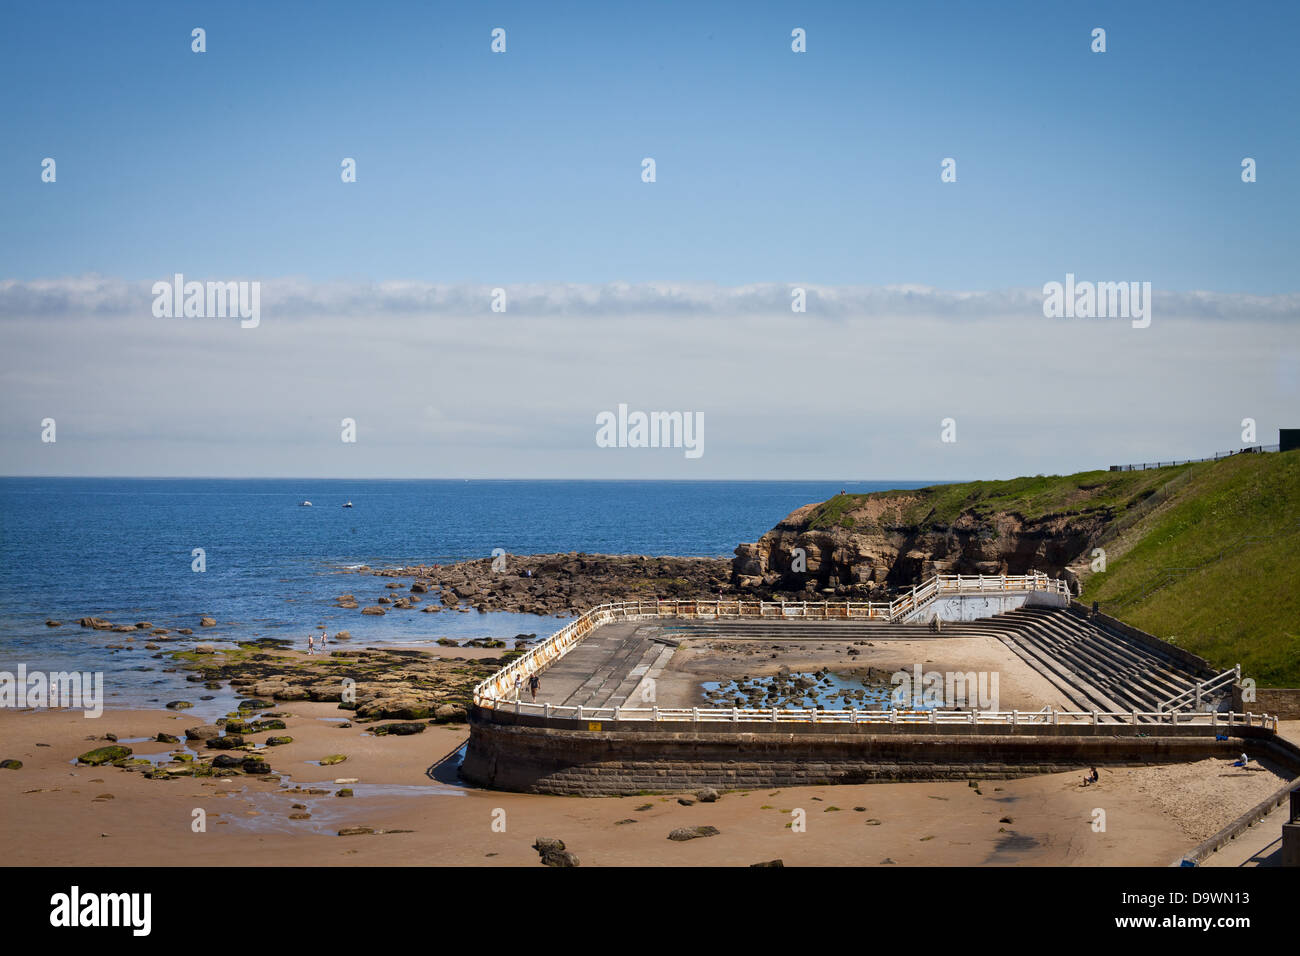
[3,704,1292,867]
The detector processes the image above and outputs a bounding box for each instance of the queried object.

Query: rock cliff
[732,487,1119,597]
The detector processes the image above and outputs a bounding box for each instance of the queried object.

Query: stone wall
[910,588,1069,623]
[1232,685,1300,720]
[462,711,1289,795]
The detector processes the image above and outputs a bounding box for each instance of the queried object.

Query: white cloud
[0,276,1296,478]
[2,275,1296,321]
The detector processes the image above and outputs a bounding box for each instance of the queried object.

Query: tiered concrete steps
[985,607,1214,716]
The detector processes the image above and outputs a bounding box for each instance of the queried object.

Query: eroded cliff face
[733,494,1103,596]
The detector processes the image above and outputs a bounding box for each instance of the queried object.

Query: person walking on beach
[319,631,327,650]
[528,673,540,701]
[307,634,315,655]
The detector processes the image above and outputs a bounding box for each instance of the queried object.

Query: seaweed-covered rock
[0,759,22,770]
[532,837,579,867]
[265,736,293,746]
[355,698,435,720]
[368,722,425,736]
[668,826,720,841]
[77,745,132,766]
[433,703,468,724]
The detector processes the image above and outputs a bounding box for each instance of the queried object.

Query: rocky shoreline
[57,639,524,785]
[365,552,735,615]
[170,639,512,722]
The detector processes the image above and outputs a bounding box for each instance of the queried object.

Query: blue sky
[2,0,1297,291]
[0,1,1296,480]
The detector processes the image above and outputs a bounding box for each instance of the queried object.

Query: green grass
[806,467,1187,532]
[803,452,1300,686]
[1080,451,1300,686]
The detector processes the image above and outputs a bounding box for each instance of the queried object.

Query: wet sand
[2,706,1291,867]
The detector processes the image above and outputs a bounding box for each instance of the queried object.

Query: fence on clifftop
[1109,444,1279,471]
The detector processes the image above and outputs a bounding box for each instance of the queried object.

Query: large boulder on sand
[433,703,468,723]
[77,745,132,766]
[532,837,580,867]
[354,697,435,720]
[668,826,721,841]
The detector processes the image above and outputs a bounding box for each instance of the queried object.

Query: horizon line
[0,474,964,484]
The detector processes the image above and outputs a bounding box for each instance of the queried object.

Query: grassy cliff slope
[1078,451,1299,687]
[798,452,1298,685]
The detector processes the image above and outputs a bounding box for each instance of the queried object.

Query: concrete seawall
[462,710,1293,795]
[1233,686,1300,720]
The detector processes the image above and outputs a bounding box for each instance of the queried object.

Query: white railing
[475,700,1278,732]
[473,571,1069,708]
[1158,665,1241,713]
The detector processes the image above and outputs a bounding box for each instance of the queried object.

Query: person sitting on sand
[1089,767,1099,783]
[528,673,540,701]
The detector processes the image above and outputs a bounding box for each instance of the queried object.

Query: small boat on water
[343,501,353,508]
[300,500,312,507]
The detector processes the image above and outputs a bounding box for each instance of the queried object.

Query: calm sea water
[0,478,932,712]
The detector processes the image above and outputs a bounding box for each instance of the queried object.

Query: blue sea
[0,478,933,713]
